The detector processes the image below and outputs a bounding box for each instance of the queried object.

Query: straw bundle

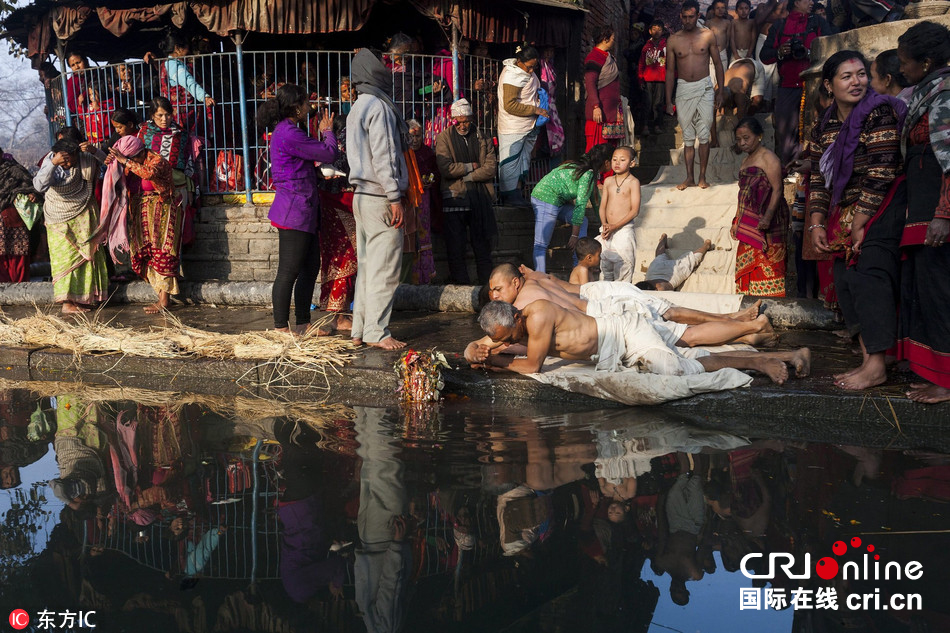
[0,309,356,384]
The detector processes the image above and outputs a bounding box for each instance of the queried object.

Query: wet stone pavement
[0,387,949,633]
[0,303,948,446]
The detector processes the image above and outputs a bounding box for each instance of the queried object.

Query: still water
[0,386,948,632]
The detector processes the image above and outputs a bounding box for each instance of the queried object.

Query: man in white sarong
[468,264,774,360]
[468,299,811,383]
[666,0,723,190]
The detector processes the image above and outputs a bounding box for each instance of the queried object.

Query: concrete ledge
[2,280,838,329]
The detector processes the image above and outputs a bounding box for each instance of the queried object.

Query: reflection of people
[807,51,906,391]
[48,395,111,511]
[354,407,412,633]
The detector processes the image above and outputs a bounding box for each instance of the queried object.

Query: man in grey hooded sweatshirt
[347,49,409,350]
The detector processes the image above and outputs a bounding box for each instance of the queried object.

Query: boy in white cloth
[637,233,712,291]
[596,146,640,282]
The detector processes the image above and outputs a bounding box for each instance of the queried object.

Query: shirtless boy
[730,0,756,59]
[596,146,641,282]
[706,0,732,81]
[469,299,811,385]
[666,0,724,190]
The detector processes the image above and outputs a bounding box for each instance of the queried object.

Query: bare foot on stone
[144,302,166,314]
[732,300,763,322]
[677,179,695,191]
[367,337,406,351]
[335,315,353,331]
[757,358,789,384]
[352,337,363,346]
[835,364,887,390]
[698,179,710,189]
[791,348,811,378]
[61,302,90,315]
[906,382,950,404]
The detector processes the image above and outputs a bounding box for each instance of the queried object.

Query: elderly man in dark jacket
[434,99,498,285]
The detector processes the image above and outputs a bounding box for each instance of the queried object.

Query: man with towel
[666,0,724,190]
[470,299,810,384]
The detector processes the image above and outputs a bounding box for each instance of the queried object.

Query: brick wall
[182,204,601,284]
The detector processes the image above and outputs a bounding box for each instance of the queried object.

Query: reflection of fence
[87,440,283,581]
[49,51,500,198]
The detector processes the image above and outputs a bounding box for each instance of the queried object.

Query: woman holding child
[807,50,907,391]
[730,117,787,297]
[257,84,337,334]
[530,143,613,273]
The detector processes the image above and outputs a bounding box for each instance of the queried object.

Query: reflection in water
[0,387,949,632]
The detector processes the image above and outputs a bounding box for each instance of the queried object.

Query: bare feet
[352,337,363,346]
[677,179,695,191]
[835,358,887,391]
[756,357,789,385]
[698,179,710,189]
[335,314,353,331]
[657,233,669,255]
[697,239,713,255]
[144,291,170,314]
[790,348,811,378]
[906,382,950,404]
[732,299,763,322]
[366,337,406,350]
[61,302,90,315]
[297,323,332,337]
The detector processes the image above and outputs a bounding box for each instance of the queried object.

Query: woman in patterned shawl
[897,23,950,404]
[106,135,177,313]
[0,150,39,282]
[807,51,907,391]
[138,97,194,227]
[730,117,788,297]
[32,139,108,314]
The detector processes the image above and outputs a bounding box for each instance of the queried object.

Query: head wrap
[451,99,474,118]
[114,134,144,157]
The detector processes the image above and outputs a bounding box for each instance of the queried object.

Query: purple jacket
[268,118,338,233]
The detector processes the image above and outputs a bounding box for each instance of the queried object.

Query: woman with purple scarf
[807,50,907,391]
[257,84,338,334]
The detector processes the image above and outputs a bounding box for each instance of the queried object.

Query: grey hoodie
[346,49,408,202]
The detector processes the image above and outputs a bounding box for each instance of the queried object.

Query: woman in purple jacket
[258,84,338,334]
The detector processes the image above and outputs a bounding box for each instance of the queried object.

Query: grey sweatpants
[352,193,404,344]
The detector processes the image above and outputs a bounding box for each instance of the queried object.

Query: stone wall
[182,204,594,283]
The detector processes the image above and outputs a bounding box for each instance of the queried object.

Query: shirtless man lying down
[469,299,810,384]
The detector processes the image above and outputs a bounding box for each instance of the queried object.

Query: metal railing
[87,440,284,581]
[48,51,501,199]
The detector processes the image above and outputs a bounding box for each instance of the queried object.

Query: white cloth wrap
[596,224,638,282]
[675,76,715,145]
[645,251,704,289]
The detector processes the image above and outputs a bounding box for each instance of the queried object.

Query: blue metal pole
[451,25,460,103]
[249,439,263,584]
[233,33,255,206]
[56,42,72,127]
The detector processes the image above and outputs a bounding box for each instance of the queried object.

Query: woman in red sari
[731,117,788,297]
[316,115,357,332]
